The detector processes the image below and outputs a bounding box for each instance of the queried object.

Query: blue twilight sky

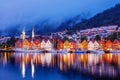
[0,0,120,29]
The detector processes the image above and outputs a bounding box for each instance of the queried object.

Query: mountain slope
[72,4,120,30]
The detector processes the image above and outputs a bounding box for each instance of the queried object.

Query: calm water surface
[0,52,120,80]
[0,52,91,80]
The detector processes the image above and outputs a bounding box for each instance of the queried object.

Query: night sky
[0,0,120,29]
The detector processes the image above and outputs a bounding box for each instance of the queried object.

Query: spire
[32,26,35,40]
[22,27,25,40]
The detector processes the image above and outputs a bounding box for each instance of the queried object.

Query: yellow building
[63,40,70,51]
[23,39,30,50]
[81,40,88,50]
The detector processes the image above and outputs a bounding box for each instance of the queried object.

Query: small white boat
[14,48,43,53]
[110,50,120,53]
[47,50,57,53]
[93,50,104,54]
[57,49,69,54]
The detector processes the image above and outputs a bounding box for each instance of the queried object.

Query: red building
[105,40,113,50]
[113,39,120,50]
[70,41,76,51]
[57,40,63,50]
[15,39,22,49]
[34,39,41,50]
[99,39,105,50]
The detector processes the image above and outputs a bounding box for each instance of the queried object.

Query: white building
[88,41,94,50]
[41,40,46,49]
[94,41,99,50]
[45,40,53,51]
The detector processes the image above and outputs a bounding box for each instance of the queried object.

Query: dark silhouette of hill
[72,4,120,30]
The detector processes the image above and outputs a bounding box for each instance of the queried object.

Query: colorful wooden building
[34,39,41,50]
[57,40,63,50]
[15,39,22,49]
[88,41,94,50]
[81,40,88,50]
[94,41,99,50]
[99,39,105,50]
[70,41,76,51]
[63,40,70,50]
[23,39,30,50]
[105,40,113,50]
[113,39,120,50]
[76,40,81,50]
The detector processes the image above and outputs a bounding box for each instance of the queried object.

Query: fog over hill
[0,0,119,36]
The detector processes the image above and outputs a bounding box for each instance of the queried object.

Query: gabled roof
[113,39,119,44]
[106,40,112,45]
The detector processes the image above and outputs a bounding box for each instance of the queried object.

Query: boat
[74,50,86,54]
[104,50,120,53]
[14,48,43,53]
[57,49,69,54]
[47,50,57,53]
[93,50,104,54]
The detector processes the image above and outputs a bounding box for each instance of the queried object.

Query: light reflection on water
[0,52,120,80]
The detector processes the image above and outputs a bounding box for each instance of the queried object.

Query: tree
[6,37,17,48]
[81,35,87,42]
[95,35,101,41]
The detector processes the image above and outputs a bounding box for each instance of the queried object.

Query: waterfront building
[81,40,88,50]
[41,40,46,50]
[99,39,105,50]
[63,40,70,51]
[15,27,41,50]
[23,39,30,50]
[57,40,63,50]
[76,40,81,50]
[88,41,94,50]
[34,39,41,50]
[94,41,99,50]
[45,39,53,51]
[15,39,22,49]
[113,39,120,50]
[105,40,113,50]
[70,41,76,51]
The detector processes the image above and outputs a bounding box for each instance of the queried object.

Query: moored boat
[14,48,43,53]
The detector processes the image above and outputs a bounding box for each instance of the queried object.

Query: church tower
[31,26,35,42]
[21,27,25,41]
[32,26,35,39]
